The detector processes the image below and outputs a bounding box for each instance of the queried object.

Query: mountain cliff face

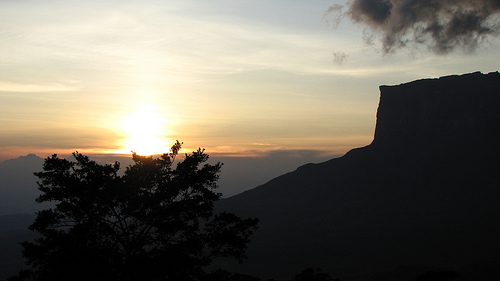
[373,72,500,153]
[217,72,500,280]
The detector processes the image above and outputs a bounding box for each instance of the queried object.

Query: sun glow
[119,103,170,156]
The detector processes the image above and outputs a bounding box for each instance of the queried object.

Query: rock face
[217,72,500,280]
[374,72,500,154]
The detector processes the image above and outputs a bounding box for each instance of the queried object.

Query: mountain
[0,155,44,279]
[0,154,45,215]
[216,72,500,280]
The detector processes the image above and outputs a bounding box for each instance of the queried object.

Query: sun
[120,103,170,155]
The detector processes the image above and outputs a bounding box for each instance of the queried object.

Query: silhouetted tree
[12,141,258,281]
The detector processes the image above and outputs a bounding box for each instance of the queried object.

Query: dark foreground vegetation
[7,141,258,281]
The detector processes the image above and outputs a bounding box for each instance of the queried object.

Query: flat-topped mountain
[217,72,500,280]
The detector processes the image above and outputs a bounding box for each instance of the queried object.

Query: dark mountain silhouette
[0,155,44,279]
[0,154,44,215]
[216,72,500,280]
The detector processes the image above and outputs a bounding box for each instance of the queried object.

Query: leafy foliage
[14,141,258,281]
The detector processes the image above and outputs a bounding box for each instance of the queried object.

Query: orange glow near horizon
[116,103,171,156]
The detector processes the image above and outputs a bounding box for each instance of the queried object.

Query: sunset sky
[1,0,499,162]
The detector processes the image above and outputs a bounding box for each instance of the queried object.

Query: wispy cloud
[0,81,75,92]
[332,51,348,65]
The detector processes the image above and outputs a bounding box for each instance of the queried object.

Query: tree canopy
[13,141,258,281]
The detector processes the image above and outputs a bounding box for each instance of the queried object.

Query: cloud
[322,4,345,29]
[0,81,75,92]
[327,0,500,54]
[332,51,348,65]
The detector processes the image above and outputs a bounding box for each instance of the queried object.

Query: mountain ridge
[0,154,44,215]
[216,71,500,280]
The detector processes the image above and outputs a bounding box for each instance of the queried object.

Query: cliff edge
[217,72,500,280]
[373,71,500,152]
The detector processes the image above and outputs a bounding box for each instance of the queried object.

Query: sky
[1,0,499,163]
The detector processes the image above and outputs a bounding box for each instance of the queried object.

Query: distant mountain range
[0,154,44,215]
[0,155,43,279]
[216,72,500,280]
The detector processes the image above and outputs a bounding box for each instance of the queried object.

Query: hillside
[216,72,500,280]
[0,154,44,215]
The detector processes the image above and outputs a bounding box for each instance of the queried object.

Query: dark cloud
[349,0,392,25]
[327,0,500,54]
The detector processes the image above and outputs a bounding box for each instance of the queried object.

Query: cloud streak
[329,0,500,54]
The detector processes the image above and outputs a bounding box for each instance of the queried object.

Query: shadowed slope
[217,72,500,280]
